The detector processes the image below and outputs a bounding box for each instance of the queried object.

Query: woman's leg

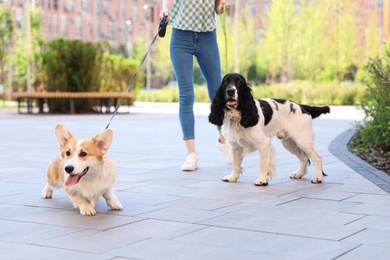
[195,31,231,162]
[170,29,196,143]
[170,29,198,170]
[195,30,222,101]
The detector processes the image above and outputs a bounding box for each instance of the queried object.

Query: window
[53,13,58,27]
[53,0,58,10]
[66,0,74,12]
[109,21,114,40]
[97,0,101,15]
[133,0,138,20]
[75,17,82,37]
[122,0,126,19]
[61,16,68,36]
[103,0,108,16]
[122,24,127,43]
[97,19,101,39]
[82,0,88,13]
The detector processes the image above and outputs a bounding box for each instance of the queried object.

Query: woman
[160,0,230,171]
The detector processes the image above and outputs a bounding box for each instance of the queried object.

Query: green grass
[0,100,18,108]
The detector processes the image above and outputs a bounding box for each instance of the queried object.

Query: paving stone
[0,104,389,259]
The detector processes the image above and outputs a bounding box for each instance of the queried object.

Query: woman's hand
[215,0,230,14]
[159,9,170,23]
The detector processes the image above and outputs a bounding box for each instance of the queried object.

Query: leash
[105,16,167,129]
[219,5,228,74]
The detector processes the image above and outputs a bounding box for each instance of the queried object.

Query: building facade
[7,0,160,57]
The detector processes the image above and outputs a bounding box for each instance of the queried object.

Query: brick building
[7,0,160,57]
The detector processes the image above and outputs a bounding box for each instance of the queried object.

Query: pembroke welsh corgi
[41,124,123,216]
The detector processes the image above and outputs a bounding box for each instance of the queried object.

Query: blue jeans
[170,28,222,140]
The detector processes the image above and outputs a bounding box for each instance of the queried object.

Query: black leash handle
[105,16,168,129]
[158,16,168,38]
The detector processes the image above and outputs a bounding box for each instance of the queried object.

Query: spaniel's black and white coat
[209,73,330,186]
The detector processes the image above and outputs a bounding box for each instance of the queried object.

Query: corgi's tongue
[65,174,81,187]
[64,167,89,187]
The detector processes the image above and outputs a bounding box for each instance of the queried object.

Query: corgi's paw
[108,200,123,211]
[41,185,53,199]
[79,205,96,216]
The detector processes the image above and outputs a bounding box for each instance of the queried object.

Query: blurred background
[0,0,388,98]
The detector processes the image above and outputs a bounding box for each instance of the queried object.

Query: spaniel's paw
[311,177,323,184]
[254,178,268,186]
[222,175,238,183]
[290,172,303,179]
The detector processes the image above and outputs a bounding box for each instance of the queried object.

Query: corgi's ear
[93,128,114,155]
[54,124,73,149]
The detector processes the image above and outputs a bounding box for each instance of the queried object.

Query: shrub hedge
[353,44,390,155]
[137,82,367,105]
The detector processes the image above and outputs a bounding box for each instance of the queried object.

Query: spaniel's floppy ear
[209,84,226,126]
[238,82,259,128]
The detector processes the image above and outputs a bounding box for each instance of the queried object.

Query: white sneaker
[218,142,232,163]
[181,152,198,171]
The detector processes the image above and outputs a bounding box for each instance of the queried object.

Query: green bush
[356,44,390,153]
[41,39,103,112]
[40,39,141,112]
[99,54,142,105]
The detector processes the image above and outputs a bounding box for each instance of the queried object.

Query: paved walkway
[1,103,390,260]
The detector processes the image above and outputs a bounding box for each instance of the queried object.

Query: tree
[11,6,43,90]
[322,0,360,81]
[261,0,296,82]
[151,26,175,85]
[0,5,13,85]
[293,0,327,81]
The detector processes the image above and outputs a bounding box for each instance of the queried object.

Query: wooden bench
[12,92,134,114]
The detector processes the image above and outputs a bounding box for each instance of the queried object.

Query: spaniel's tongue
[65,174,80,187]
[227,100,236,106]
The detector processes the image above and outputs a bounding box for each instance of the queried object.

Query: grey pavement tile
[1,105,390,258]
[107,237,285,260]
[199,211,364,240]
[159,197,242,211]
[343,193,390,205]
[342,228,390,247]
[117,190,185,205]
[337,245,390,260]
[319,181,389,195]
[37,219,206,254]
[277,197,360,212]
[288,186,358,201]
[0,241,112,260]
[0,203,141,230]
[125,183,199,196]
[136,206,227,223]
[345,215,390,231]
[175,226,359,259]
[343,203,390,217]
[102,200,169,216]
[0,219,80,244]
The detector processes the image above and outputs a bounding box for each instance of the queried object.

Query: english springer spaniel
[209,73,330,186]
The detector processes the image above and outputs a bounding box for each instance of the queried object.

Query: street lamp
[143,2,153,90]
[126,19,133,58]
